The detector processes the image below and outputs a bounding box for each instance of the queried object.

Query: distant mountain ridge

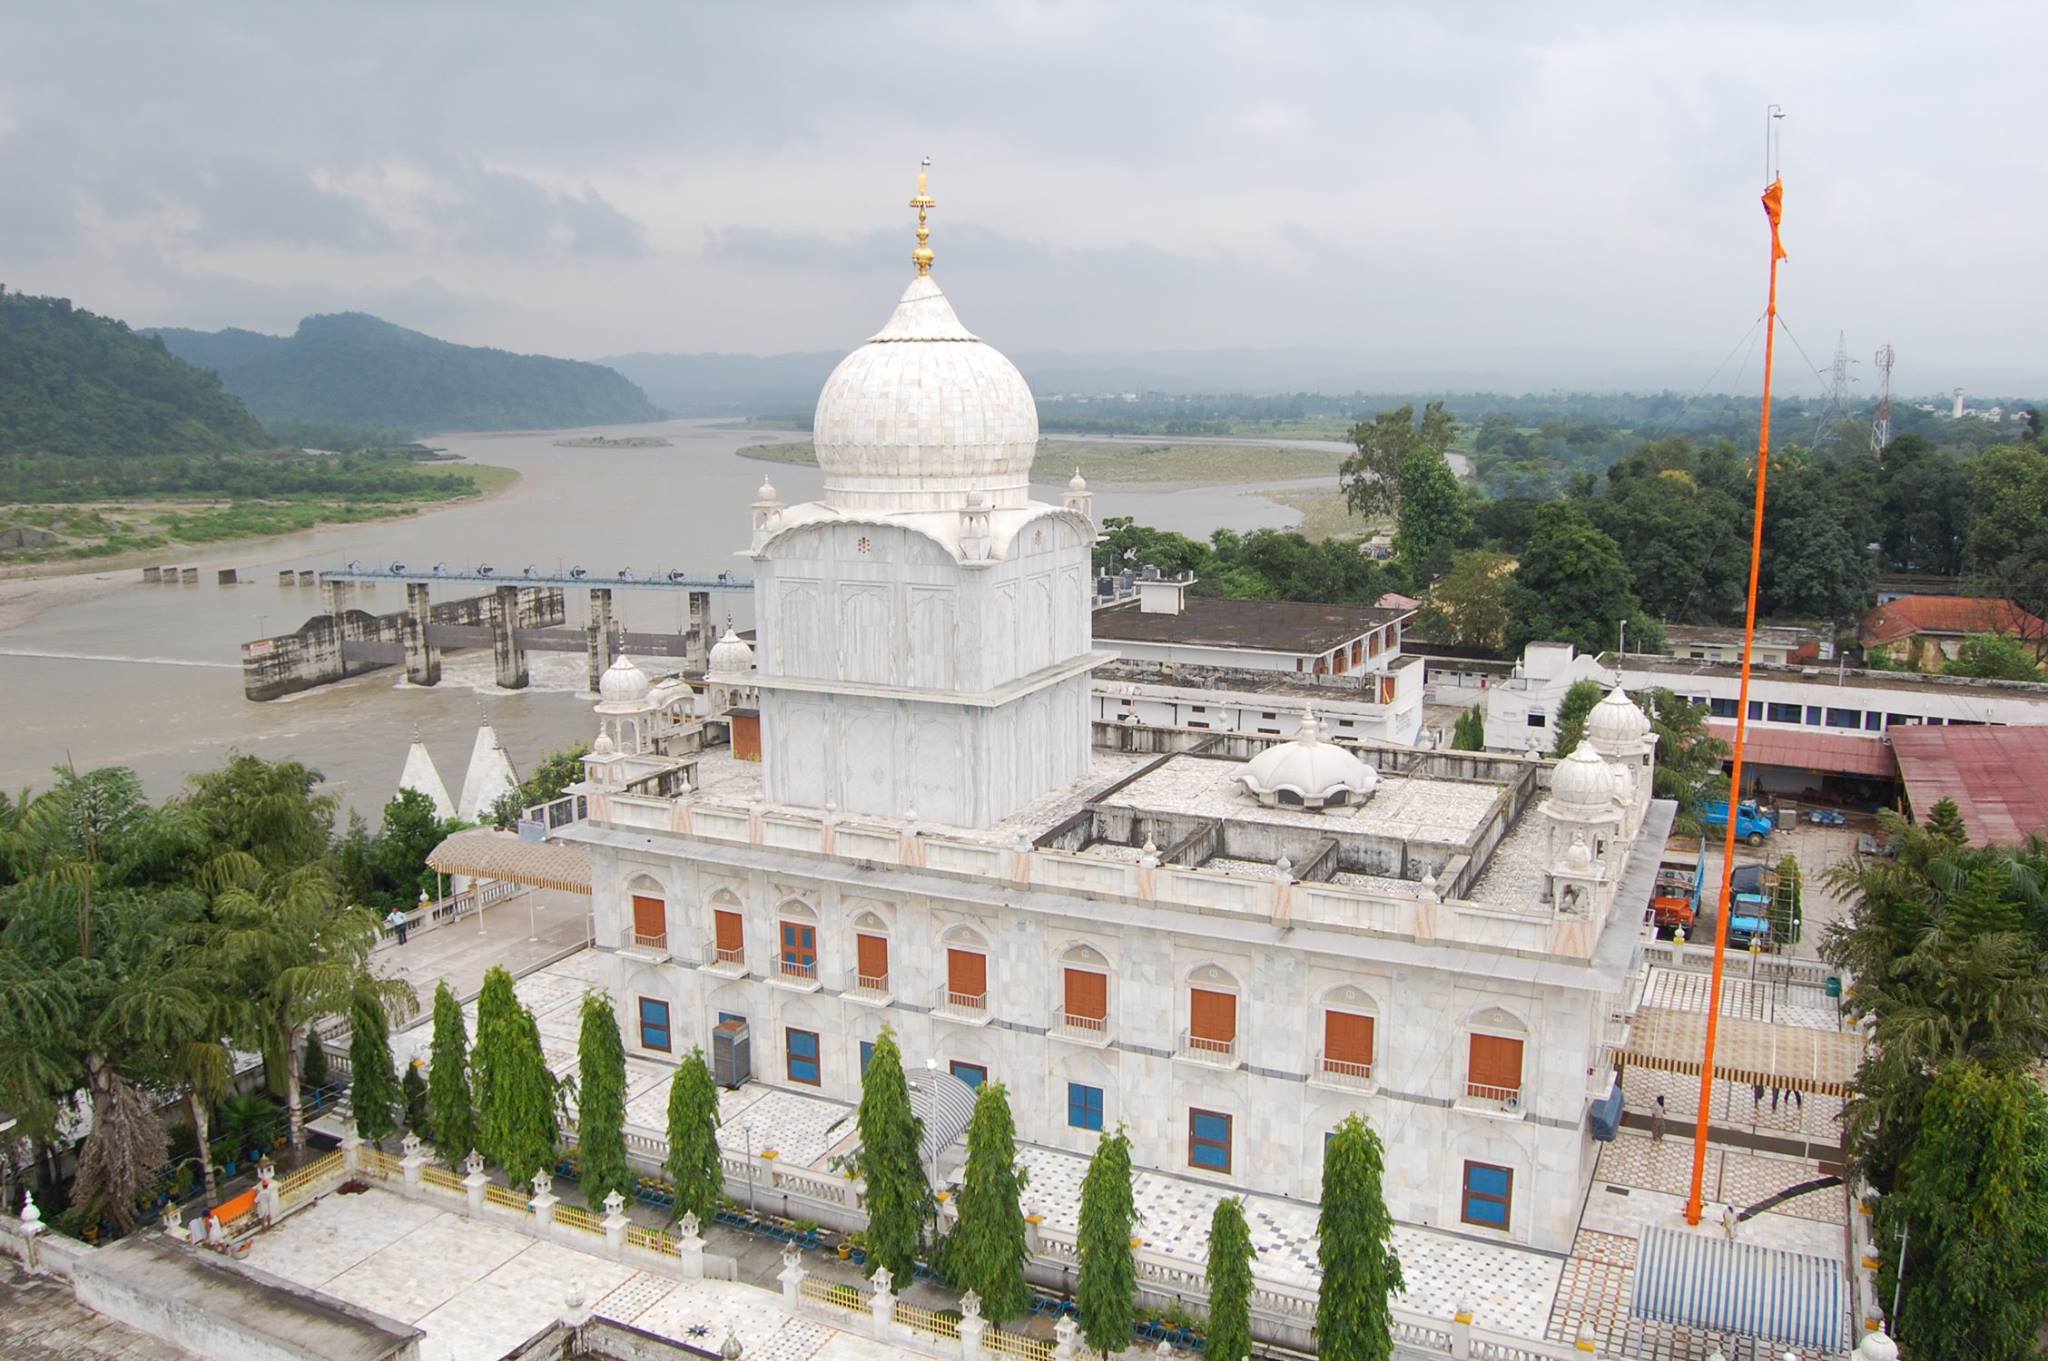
[154,312,663,436]
[0,289,269,457]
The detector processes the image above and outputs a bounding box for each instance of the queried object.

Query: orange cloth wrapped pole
[1686,178,1786,1226]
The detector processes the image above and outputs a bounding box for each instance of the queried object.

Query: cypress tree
[426,980,476,1164]
[1076,1126,1137,1357]
[1926,796,1969,846]
[470,966,517,1161]
[1206,1197,1255,1361]
[347,987,403,1147]
[402,1060,428,1134]
[1316,1113,1404,1361]
[665,1047,723,1226]
[477,988,559,1185]
[576,991,630,1209]
[953,1082,1029,1320]
[301,1027,330,1093]
[856,1027,928,1282]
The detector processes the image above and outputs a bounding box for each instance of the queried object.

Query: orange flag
[1761,178,1787,261]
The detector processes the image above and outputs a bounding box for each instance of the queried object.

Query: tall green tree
[1884,1061,2048,1358]
[575,991,630,1209]
[181,754,337,873]
[1420,549,1512,649]
[952,1082,1029,1320]
[1550,678,1605,756]
[1392,446,1470,581]
[855,1027,928,1282]
[1316,1114,1403,1361]
[1503,503,1660,656]
[402,1060,428,1134]
[1076,1126,1138,1357]
[664,1047,723,1226]
[473,968,558,1184]
[1450,704,1485,752]
[426,981,476,1164]
[347,985,403,1147]
[1641,689,1729,837]
[1942,633,2044,681]
[1206,1197,1256,1361]
[1963,443,2048,622]
[1342,401,1456,522]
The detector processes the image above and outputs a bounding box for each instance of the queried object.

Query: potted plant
[847,1229,868,1265]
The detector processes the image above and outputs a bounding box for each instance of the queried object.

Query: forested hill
[0,289,270,456]
[152,312,663,435]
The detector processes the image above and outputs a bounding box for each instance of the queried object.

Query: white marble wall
[595,844,1618,1254]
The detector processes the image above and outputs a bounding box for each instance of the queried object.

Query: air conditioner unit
[712,1018,751,1088]
[1504,1094,1521,1113]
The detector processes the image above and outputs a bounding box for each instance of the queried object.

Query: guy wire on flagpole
[1687,104,1788,1228]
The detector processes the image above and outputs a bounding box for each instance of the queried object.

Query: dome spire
[910,156,936,276]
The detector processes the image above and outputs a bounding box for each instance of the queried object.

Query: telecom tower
[1816,330,1854,449]
[1871,343,1895,454]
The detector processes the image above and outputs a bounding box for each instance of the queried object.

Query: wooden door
[856,933,889,983]
[713,909,744,955]
[1189,988,1236,1044]
[1468,1034,1524,1093]
[946,948,987,1000]
[1324,1011,1374,1068]
[631,894,666,944]
[1064,969,1108,1021]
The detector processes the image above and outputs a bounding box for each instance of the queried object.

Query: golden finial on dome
[909,156,936,276]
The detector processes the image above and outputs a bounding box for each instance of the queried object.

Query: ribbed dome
[708,626,755,675]
[811,275,1038,513]
[597,655,651,704]
[1240,709,1379,810]
[1550,743,1620,814]
[1586,686,1653,754]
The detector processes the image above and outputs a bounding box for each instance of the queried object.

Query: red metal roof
[1890,725,2048,847]
[1705,722,1900,779]
[1860,595,2046,645]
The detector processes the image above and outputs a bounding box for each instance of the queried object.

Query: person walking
[1649,1094,1667,1144]
[386,906,409,945]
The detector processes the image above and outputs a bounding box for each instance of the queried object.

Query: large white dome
[1240,710,1379,810]
[1586,686,1653,754]
[1549,743,1620,814]
[597,655,651,705]
[811,275,1038,514]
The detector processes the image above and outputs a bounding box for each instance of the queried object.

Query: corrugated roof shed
[1860,594,2045,645]
[1891,725,2048,846]
[1703,722,1899,779]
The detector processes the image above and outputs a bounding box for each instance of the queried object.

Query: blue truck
[1703,799,1777,846]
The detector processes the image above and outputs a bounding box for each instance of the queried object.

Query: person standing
[386,906,409,945]
[1649,1094,1667,1144]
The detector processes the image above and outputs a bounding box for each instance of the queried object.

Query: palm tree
[212,858,410,1149]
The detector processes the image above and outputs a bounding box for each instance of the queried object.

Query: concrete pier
[586,588,616,693]
[404,582,440,686]
[492,585,529,690]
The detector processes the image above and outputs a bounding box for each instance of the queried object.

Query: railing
[422,1164,465,1192]
[984,1330,1055,1360]
[934,985,989,1019]
[853,971,890,996]
[276,1151,345,1209]
[1462,1080,1523,1111]
[631,930,669,951]
[554,1202,603,1236]
[360,1147,403,1179]
[485,1182,531,1212]
[626,1223,678,1257]
[776,956,819,982]
[1315,1050,1375,1088]
[894,1300,959,1340]
[800,1277,866,1314]
[711,945,746,969]
[1051,1004,1109,1042]
[1178,1029,1238,1064]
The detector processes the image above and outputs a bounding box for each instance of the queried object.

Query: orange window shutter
[1065,969,1107,1020]
[1469,1034,1523,1089]
[632,895,665,938]
[948,949,986,997]
[1325,1011,1374,1067]
[856,933,889,979]
[1189,988,1236,1043]
[714,910,744,953]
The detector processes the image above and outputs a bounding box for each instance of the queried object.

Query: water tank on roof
[712,1018,751,1088]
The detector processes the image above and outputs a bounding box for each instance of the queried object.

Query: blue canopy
[1631,1225,1847,1352]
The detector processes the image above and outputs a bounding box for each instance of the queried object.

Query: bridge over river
[240,563,756,701]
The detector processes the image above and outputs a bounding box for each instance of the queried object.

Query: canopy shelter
[1620,1007,1862,1098]
[904,1066,980,1165]
[426,828,592,895]
[1631,1225,1848,1352]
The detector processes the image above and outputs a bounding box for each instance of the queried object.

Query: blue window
[718,1011,744,1025]
[780,921,817,976]
[1804,705,1823,725]
[1825,707,1861,730]
[1067,1083,1104,1131]
[1188,1109,1231,1172]
[1708,697,1738,719]
[786,1028,820,1086]
[859,1040,875,1074]
[638,997,671,1053]
[1461,1161,1513,1229]
[950,1061,988,1090]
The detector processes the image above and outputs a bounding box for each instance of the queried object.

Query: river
[0,419,1309,815]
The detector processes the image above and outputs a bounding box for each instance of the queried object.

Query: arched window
[1463,1006,1527,1111]
[626,875,667,951]
[851,909,890,996]
[707,888,745,969]
[776,899,819,983]
[1056,943,1111,1039]
[1315,984,1378,1088]
[939,924,990,1018]
[1182,964,1240,1063]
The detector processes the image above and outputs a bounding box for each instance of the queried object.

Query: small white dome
[1550,743,1620,814]
[597,655,651,704]
[756,477,780,503]
[648,676,692,713]
[811,275,1038,514]
[1067,468,1088,492]
[1586,686,1653,754]
[708,626,755,675]
[1240,708,1379,810]
[1564,834,1594,871]
[592,731,616,756]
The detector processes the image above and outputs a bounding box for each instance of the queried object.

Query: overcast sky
[2,2,2039,394]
